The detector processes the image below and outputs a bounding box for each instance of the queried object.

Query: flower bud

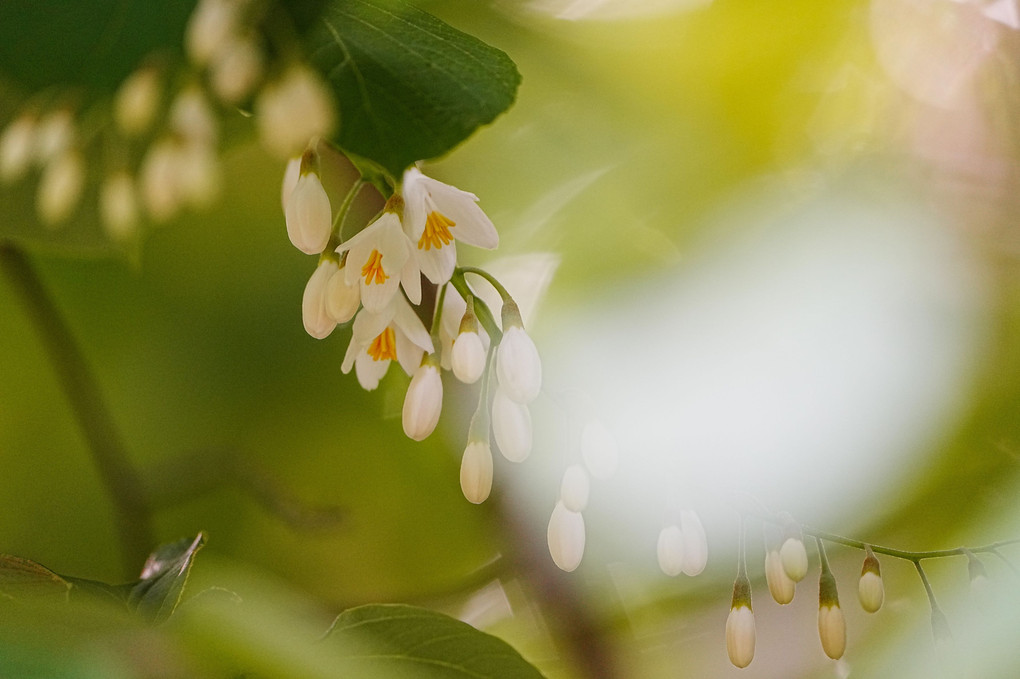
[140,138,183,222]
[548,500,585,572]
[281,156,301,211]
[285,151,332,255]
[680,510,708,576]
[656,524,684,577]
[491,388,532,462]
[36,150,84,226]
[100,171,140,240]
[818,570,846,660]
[559,464,590,512]
[114,66,162,135]
[175,142,221,209]
[460,440,493,504]
[495,305,542,403]
[726,576,755,669]
[325,264,360,324]
[0,113,36,182]
[858,548,884,613]
[781,537,809,583]
[580,418,618,479]
[256,65,336,159]
[302,260,339,339]
[209,34,264,104]
[765,548,796,605]
[185,0,239,67]
[452,302,486,384]
[170,86,218,147]
[34,109,75,165]
[402,358,443,441]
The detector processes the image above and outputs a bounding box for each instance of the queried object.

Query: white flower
[302,259,340,339]
[765,548,796,605]
[858,549,883,613]
[725,604,755,669]
[401,166,498,285]
[781,537,809,583]
[115,66,162,135]
[37,150,84,226]
[559,464,589,512]
[547,500,585,572]
[680,510,708,576]
[495,301,542,403]
[818,603,846,660]
[341,294,432,391]
[402,358,443,441]
[256,65,336,159]
[656,524,684,577]
[0,113,36,183]
[580,418,619,479]
[491,387,532,462]
[336,210,421,313]
[100,171,139,240]
[286,157,332,255]
[460,440,493,505]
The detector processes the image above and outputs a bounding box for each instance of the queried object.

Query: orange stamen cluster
[367,327,397,361]
[418,211,455,251]
[361,249,389,285]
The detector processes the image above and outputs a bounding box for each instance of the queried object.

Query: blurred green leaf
[306,0,521,179]
[128,533,205,623]
[324,603,547,678]
[0,0,194,93]
[0,554,72,602]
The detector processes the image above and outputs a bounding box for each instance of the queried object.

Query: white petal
[400,252,422,305]
[414,238,458,285]
[37,150,84,226]
[420,174,497,249]
[780,537,809,583]
[818,605,846,660]
[460,441,493,504]
[656,525,685,577]
[495,326,542,404]
[451,330,486,384]
[402,363,443,441]
[354,350,389,391]
[281,156,301,212]
[725,606,756,668]
[391,295,433,353]
[326,265,361,323]
[491,388,532,462]
[351,305,394,344]
[285,172,331,254]
[547,501,585,572]
[581,419,619,479]
[765,549,796,605]
[559,464,590,512]
[680,510,708,576]
[302,260,338,339]
[395,329,425,377]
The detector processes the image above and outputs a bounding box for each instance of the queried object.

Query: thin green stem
[457,265,512,302]
[913,561,939,613]
[449,269,502,343]
[429,282,447,346]
[326,178,365,252]
[0,242,153,576]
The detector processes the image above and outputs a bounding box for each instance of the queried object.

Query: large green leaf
[306,0,521,179]
[324,603,547,678]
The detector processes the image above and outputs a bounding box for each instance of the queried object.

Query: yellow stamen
[367,327,397,362]
[418,211,455,251]
[361,249,389,285]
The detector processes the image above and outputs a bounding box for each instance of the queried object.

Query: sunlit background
[2,0,1019,677]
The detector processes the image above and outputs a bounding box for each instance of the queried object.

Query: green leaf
[127,533,205,624]
[306,0,521,179]
[0,0,195,93]
[323,603,547,678]
[0,554,73,602]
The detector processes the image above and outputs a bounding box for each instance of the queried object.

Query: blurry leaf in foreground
[128,533,206,624]
[0,554,72,602]
[324,603,547,678]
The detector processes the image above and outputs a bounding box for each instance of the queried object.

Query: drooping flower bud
[100,171,140,241]
[765,548,796,605]
[302,259,340,339]
[460,439,493,505]
[402,356,444,441]
[548,500,585,572]
[680,510,708,576]
[33,109,75,166]
[491,387,532,462]
[559,464,590,512]
[818,566,846,660]
[285,149,332,255]
[281,156,301,212]
[580,418,619,479]
[778,513,808,582]
[656,524,684,577]
[325,262,360,324]
[256,65,336,159]
[858,547,884,613]
[209,34,264,104]
[185,0,239,67]
[114,66,162,135]
[726,574,755,668]
[140,138,183,222]
[170,85,218,147]
[451,297,486,384]
[495,299,542,404]
[36,150,84,226]
[0,113,36,183]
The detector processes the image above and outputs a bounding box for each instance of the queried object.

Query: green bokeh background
[2,0,1019,677]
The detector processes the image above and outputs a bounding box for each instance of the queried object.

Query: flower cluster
[281,139,545,510]
[0,0,332,241]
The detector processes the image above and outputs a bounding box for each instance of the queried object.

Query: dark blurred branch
[142,446,344,531]
[0,241,153,576]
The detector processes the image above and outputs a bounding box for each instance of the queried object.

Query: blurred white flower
[548,500,585,572]
[460,440,494,504]
[491,387,532,462]
[402,359,444,441]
